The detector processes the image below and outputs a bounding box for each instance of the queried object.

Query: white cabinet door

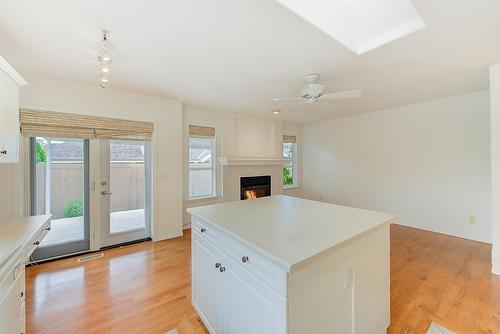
[0,268,24,334]
[221,258,286,334]
[0,68,20,163]
[192,236,223,334]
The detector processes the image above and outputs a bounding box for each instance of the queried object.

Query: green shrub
[63,199,84,218]
[283,166,293,186]
[36,142,46,163]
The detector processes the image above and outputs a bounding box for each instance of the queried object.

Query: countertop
[0,215,52,269]
[187,195,395,272]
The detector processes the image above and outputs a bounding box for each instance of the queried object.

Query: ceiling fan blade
[272,97,304,102]
[282,101,306,112]
[319,90,361,101]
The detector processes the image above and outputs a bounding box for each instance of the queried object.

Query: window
[188,125,216,199]
[283,135,298,187]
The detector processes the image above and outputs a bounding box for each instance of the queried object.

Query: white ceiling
[1,0,500,124]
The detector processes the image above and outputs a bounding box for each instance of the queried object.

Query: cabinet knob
[241,256,249,263]
[0,150,7,155]
[200,228,206,233]
[20,292,24,298]
[45,226,51,231]
[33,241,40,246]
[219,266,226,273]
[215,262,221,269]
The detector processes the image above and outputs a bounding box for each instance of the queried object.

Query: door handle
[101,191,113,196]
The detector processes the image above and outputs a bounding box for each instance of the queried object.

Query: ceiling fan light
[101,66,110,73]
[272,110,280,114]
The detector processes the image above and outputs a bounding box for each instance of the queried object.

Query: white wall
[2,73,184,241]
[182,105,302,226]
[302,91,491,243]
[490,64,500,274]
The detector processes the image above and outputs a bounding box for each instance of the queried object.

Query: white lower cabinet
[192,238,223,334]
[0,262,25,334]
[222,257,286,334]
[193,232,286,334]
[0,216,51,334]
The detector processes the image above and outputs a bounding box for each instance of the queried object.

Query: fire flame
[245,190,258,199]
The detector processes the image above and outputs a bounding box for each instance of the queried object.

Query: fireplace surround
[240,175,271,200]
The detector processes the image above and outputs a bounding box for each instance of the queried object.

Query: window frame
[188,135,217,200]
[283,140,298,188]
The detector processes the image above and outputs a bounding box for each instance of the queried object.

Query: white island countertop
[0,215,52,268]
[187,195,396,272]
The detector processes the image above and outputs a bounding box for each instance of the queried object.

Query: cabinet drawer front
[192,217,219,245]
[23,220,51,262]
[218,230,287,298]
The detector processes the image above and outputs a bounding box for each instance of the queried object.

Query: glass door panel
[30,137,90,261]
[100,139,151,247]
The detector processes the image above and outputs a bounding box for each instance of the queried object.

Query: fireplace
[240,175,271,200]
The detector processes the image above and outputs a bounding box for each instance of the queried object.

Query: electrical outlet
[345,265,353,289]
[469,216,476,225]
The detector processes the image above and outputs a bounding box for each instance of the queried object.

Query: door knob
[215,263,221,269]
[101,191,113,196]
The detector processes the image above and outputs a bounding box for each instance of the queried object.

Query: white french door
[99,139,152,248]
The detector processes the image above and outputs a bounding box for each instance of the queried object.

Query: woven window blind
[19,108,154,140]
[283,135,296,143]
[189,125,215,138]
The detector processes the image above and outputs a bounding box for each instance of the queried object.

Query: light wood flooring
[26,225,500,334]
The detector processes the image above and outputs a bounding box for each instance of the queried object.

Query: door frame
[98,139,152,248]
[29,137,91,261]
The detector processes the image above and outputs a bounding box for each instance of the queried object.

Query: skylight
[277,0,426,54]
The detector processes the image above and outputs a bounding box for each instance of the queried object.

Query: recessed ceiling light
[272,110,281,114]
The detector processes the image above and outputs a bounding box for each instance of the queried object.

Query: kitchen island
[187,195,395,334]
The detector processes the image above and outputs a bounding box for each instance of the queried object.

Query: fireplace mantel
[217,156,291,166]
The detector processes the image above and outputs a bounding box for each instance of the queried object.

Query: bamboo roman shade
[283,135,296,143]
[189,125,215,138]
[19,109,154,140]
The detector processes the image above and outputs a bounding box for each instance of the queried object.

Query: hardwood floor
[26,225,500,334]
[388,224,500,334]
[26,230,208,334]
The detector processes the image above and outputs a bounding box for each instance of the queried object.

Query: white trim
[188,195,218,201]
[218,156,291,166]
[0,54,27,86]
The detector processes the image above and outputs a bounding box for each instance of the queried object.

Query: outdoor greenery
[283,166,293,186]
[36,142,47,163]
[63,199,84,218]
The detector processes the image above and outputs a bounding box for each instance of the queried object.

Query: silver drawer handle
[241,256,249,263]
[33,241,40,246]
[215,262,221,269]
[219,266,226,273]
[200,228,206,233]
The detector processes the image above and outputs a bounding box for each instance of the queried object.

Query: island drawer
[22,220,51,262]
[217,230,288,298]
[192,217,219,245]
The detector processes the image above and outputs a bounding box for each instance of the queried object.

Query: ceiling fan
[272,74,361,112]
